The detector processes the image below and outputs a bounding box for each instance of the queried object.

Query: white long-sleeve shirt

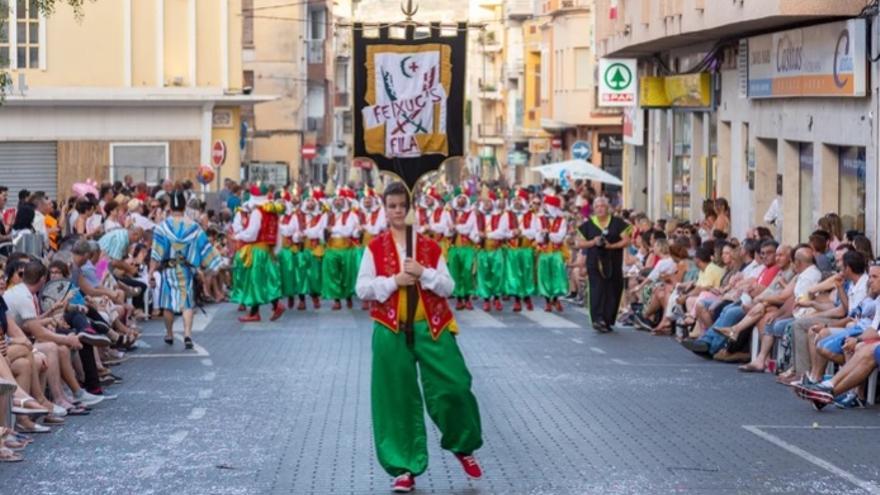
[232,210,245,235]
[537,216,567,245]
[429,208,454,237]
[362,208,387,236]
[486,211,512,241]
[279,214,298,240]
[234,209,262,243]
[519,212,538,241]
[355,239,455,302]
[303,212,327,241]
[329,210,360,238]
[454,209,481,244]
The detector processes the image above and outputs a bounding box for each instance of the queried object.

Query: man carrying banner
[235,185,285,323]
[537,194,568,312]
[476,192,509,312]
[323,187,361,310]
[355,182,483,493]
[301,189,327,310]
[449,192,479,310]
[506,189,536,312]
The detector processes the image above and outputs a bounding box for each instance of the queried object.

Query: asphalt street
[2,300,879,495]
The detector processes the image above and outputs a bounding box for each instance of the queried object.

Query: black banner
[353,22,467,191]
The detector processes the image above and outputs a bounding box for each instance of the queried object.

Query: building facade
[0,0,269,200]
[595,0,874,244]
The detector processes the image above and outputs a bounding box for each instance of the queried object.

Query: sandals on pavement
[738,363,765,373]
[12,398,48,416]
[0,447,23,462]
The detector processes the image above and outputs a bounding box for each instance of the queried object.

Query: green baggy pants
[371,320,483,477]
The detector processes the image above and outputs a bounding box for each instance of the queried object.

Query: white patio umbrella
[533,159,623,186]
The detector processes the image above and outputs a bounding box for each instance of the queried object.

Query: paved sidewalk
[1,301,879,494]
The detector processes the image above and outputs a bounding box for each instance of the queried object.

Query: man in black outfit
[576,196,632,333]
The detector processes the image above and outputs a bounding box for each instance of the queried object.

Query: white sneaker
[51,404,67,417]
[75,390,105,407]
[98,392,118,401]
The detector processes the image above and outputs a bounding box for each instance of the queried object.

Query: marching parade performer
[150,190,222,349]
[448,191,479,310]
[536,194,569,312]
[230,199,250,311]
[415,192,433,235]
[506,189,536,312]
[427,187,454,257]
[278,188,303,312]
[358,187,387,310]
[235,184,285,322]
[476,192,510,312]
[323,187,361,310]
[301,188,327,309]
[355,182,483,494]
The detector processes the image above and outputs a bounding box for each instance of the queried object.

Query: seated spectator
[682,244,793,358]
[795,327,880,410]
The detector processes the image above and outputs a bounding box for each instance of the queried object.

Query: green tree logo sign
[604,63,633,91]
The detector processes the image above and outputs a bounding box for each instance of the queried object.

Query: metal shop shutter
[0,142,58,201]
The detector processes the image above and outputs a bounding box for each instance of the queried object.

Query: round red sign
[302,145,317,160]
[211,140,227,168]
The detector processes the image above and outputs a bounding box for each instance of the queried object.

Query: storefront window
[672,112,692,219]
[838,146,866,233]
[799,143,814,241]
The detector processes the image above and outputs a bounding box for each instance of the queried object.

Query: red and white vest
[368,231,454,340]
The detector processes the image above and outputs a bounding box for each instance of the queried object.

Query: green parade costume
[505,216,537,299]
[322,189,360,304]
[476,244,505,300]
[448,200,479,302]
[234,186,286,322]
[356,231,483,479]
[536,198,569,303]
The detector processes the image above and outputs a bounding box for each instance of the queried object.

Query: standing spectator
[713,198,731,237]
[819,213,844,251]
[577,196,632,333]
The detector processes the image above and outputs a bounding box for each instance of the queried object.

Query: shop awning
[533,159,623,186]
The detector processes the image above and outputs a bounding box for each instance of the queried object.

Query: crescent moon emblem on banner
[400,56,414,78]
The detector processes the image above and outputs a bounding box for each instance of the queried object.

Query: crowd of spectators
[589,199,880,411]
[0,176,234,462]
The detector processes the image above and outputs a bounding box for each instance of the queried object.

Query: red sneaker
[346,298,354,309]
[493,299,502,312]
[482,301,491,312]
[525,298,534,311]
[312,296,321,309]
[455,300,465,310]
[454,453,483,479]
[512,300,522,312]
[237,305,246,312]
[392,473,415,493]
[270,305,285,321]
[238,314,261,323]
[544,303,553,312]
[297,300,306,311]
[465,300,474,310]
[332,301,342,311]
[555,300,564,312]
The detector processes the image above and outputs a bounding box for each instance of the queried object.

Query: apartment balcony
[307,39,325,64]
[503,62,524,80]
[596,0,866,57]
[506,0,533,19]
[477,80,503,100]
[541,0,589,16]
[475,123,506,145]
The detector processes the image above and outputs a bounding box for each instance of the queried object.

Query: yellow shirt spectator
[696,262,725,289]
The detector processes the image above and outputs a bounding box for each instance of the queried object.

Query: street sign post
[598,58,637,107]
[211,140,227,168]
[302,144,317,160]
[571,140,592,161]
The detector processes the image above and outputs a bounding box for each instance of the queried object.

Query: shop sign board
[747,19,867,98]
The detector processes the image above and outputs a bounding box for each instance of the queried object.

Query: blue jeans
[698,304,746,355]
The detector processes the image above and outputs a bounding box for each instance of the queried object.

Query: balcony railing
[478,123,506,137]
[307,39,324,64]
